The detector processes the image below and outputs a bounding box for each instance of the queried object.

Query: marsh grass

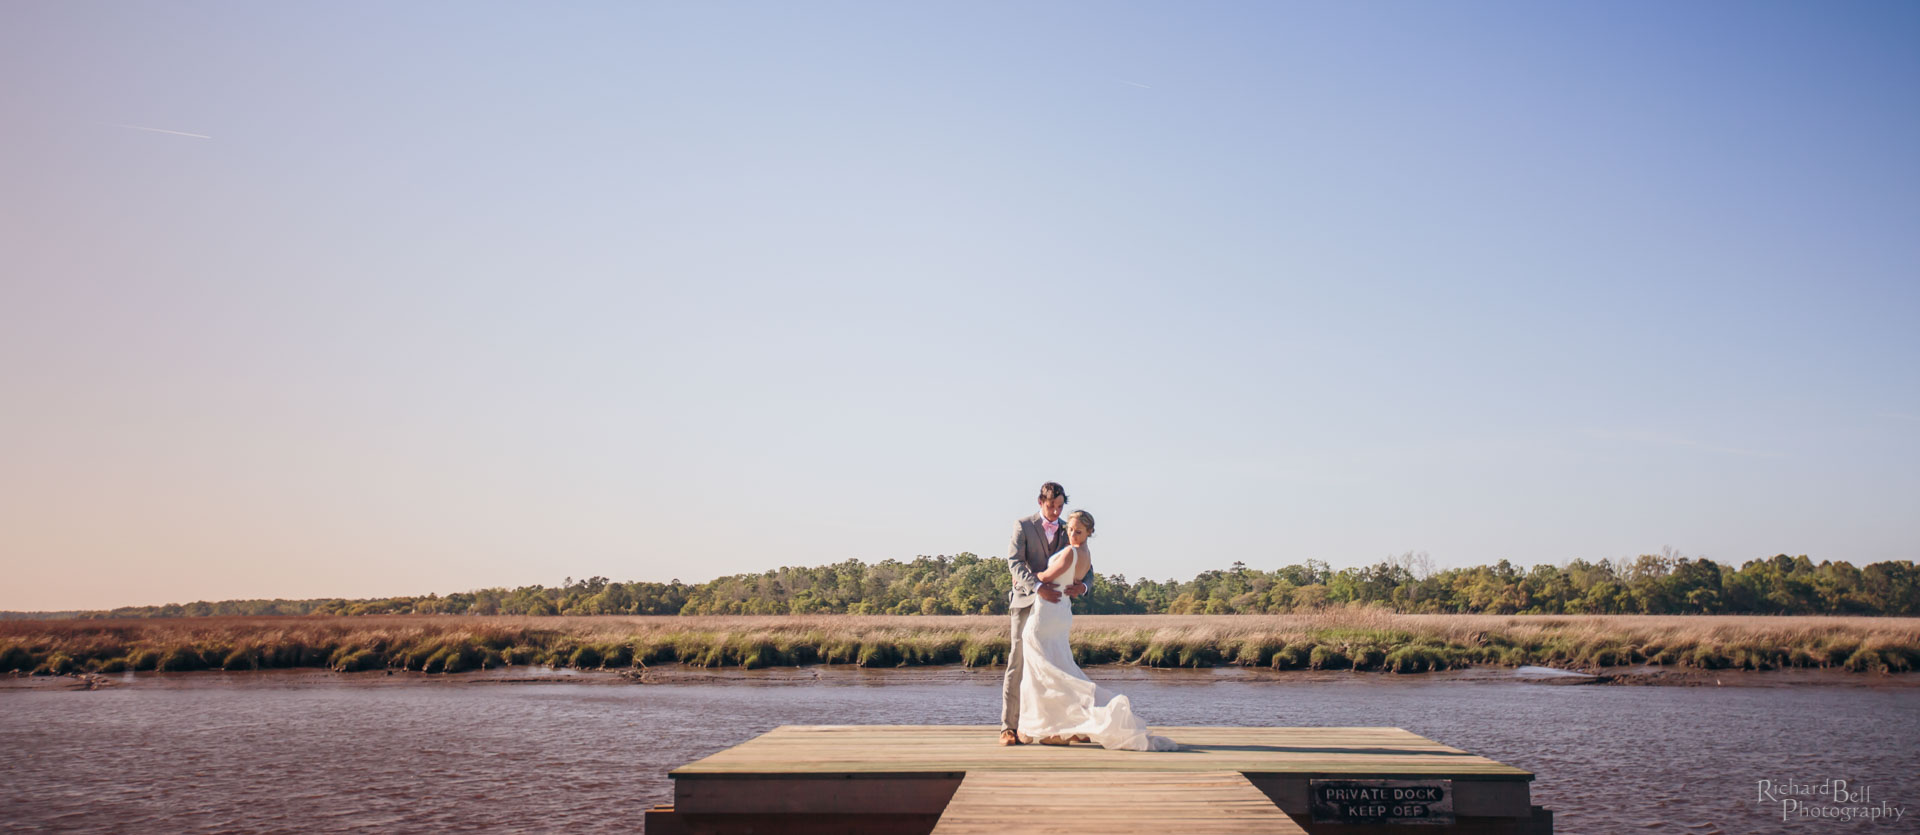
[2,611,1914,676]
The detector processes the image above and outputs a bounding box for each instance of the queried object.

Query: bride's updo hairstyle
[1067,510,1095,536]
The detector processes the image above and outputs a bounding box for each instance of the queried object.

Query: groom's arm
[1007,521,1050,598]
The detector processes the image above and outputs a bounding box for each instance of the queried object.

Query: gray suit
[1001,512,1086,733]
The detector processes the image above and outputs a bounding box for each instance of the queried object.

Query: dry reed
[3,610,1915,675]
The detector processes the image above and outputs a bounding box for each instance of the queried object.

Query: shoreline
[8,662,1919,692]
[8,612,1917,679]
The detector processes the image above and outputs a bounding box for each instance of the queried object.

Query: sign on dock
[1310,778,1455,824]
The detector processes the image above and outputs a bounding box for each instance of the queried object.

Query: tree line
[11,550,1916,619]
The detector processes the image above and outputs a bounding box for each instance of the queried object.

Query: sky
[1,2,1916,611]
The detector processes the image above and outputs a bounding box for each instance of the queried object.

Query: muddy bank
[8,662,1918,691]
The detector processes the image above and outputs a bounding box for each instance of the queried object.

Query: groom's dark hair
[1038,482,1068,503]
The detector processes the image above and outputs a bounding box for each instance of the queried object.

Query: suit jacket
[1007,512,1087,609]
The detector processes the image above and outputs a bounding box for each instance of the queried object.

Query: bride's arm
[1036,545,1077,583]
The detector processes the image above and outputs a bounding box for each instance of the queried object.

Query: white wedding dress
[1016,544,1180,752]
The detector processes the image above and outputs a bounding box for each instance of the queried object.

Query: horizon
[4,3,1917,611]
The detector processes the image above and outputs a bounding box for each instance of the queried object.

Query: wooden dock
[934,771,1303,834]
[645,725,1553,834]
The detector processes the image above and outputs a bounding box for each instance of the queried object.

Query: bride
[1015,510,1180,752]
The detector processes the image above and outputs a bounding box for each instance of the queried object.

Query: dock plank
[673,725,1532,780]
[932,771,1307,834]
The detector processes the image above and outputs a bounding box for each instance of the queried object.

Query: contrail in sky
[110,123,212,139]
[1120,79,1153,89]
[1579,427,1778,458]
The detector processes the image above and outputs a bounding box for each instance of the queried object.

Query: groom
[999,481,1089,746]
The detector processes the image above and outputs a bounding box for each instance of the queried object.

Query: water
[3,670,1916,833]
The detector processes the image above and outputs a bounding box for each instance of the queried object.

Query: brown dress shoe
[1016,732,1034,744]
[1071,734,1092,744]
[998,730,1021,746]
[1038,735,1070,745]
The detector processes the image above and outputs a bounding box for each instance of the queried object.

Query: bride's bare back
[1038,543,1087,587]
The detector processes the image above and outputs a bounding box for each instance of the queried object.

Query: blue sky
[2,2,1916,610]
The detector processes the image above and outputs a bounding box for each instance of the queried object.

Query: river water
[3,668,1915,834]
